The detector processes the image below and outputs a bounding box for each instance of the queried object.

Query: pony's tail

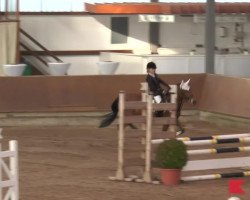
[99,112,117,128]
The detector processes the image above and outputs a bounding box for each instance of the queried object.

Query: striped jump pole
[188,146,250,155]
[151,133,250,144]
[184,137,250,146]
[182,171,250,182]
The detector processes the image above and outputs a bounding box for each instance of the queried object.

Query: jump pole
[187,146,250,155]
[182,171,250,182]
[152,133,250,144]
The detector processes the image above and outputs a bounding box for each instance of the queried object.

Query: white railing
[0,139,19,200]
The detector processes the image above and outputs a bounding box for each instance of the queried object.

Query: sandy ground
[1,115,250,200]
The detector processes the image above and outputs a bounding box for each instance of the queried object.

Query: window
[111,17,128,44]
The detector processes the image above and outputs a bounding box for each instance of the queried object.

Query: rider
[146,62,171,103]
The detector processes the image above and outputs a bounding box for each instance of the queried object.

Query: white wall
[20,15,149,50]
[101,52,250,78]
[19,14,250,76]
[20,15,150,74]
[160,15,250,51]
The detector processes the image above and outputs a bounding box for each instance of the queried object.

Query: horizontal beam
[184,137,250,146]
[0,150,16,158]
[182,171,250,182]
[152,117,176,125]
[187,146,250,155]
[21,50,133,56]
[183,156,250,171]
[152,136,250,145]
[125,101,146,109]
[152,103,177,111]
[85,2,250,14]
[178,133,250,141]
[124,116,146,124]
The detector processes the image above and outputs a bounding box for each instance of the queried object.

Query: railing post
[10,141,18,200]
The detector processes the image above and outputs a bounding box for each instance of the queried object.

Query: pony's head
[179,79,196,105]
[180,79,190,91]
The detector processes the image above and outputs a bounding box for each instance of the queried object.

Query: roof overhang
[85,3,250,15]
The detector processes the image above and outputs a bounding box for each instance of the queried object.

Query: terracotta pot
[160,169,181,186]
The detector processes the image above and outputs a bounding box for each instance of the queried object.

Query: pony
[169,79,196,135]
[99,79,196,136]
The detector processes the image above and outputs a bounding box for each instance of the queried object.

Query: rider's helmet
[146,62,156,69]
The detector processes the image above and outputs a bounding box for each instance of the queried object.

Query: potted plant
[155,139,188,186]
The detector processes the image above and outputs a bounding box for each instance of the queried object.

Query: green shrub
[155,139,188,169]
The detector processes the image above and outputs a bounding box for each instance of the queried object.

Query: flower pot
[160,169,181,186]
[97,61,119,75]
[3,64,26,76]
[48,62,71,76]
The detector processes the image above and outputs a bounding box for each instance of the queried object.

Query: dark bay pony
[99,79,196,135]
[167,79,196,135]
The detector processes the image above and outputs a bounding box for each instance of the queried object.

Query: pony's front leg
[176,119,185,136]
[162,124,169,132]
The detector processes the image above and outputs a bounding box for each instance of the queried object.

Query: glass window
[111,17,129,44]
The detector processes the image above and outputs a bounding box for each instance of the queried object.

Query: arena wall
[0,74,249,118]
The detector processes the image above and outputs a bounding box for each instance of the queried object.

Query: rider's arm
[159,78,171,92]
[146,75,158,96]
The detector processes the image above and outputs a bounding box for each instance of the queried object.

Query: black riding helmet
[147,62,156,69]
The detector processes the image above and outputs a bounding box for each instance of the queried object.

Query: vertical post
[205,0,215,73]
[15,0,20,64]
[0,129,3,199]
[0,143,2,200]
[10,140,18,200]
[143,94,153,183]
[169,85,177,136]
[115,91,125,180]
[149,0,160,54]
[140,82,148,130]
[0,128,3,139]
[5,0,9,19]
